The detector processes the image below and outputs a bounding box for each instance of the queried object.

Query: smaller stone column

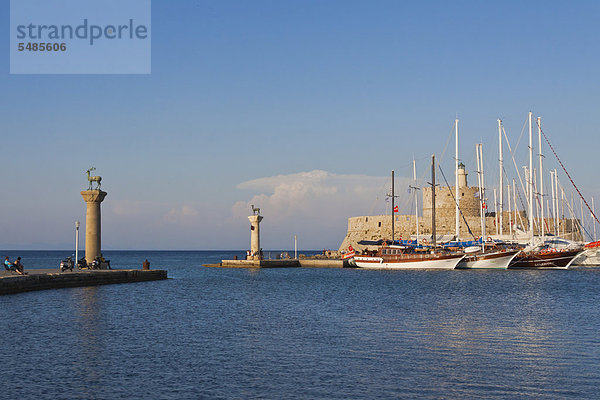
[81,190,107,264]
[248,214,263,260]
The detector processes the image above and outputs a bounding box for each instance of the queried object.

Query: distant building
[338,163,582,252]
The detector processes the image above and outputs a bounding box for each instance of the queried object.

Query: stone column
[80,190,107,264]
[248,215,263,260]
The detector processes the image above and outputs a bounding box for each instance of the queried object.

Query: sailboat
[508,113,582,269]
[352,155,465,270]
[453,119,520,269]
[572,240,600,266]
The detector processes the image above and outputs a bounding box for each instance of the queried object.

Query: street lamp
[75,220,80,265]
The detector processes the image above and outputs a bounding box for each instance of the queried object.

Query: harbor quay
[215,207,352,268]
[210,258,351,268]
[0,169,168,296]
[338,163,583,254]
[0,269,168,296]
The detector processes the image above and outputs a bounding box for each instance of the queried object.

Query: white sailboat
[455,120,520,269]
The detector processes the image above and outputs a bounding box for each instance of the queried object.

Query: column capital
[248,215,263,223]
[81,190,107,203]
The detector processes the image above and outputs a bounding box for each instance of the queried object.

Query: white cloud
[164,205,200,224]
[109,200,151,217]
[58,170,416,249]
[231,170,414,248]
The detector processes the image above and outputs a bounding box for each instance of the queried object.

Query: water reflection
[5,253,600,399]
[73,287,105,399]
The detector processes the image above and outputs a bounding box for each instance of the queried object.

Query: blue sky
[1,0,600,249]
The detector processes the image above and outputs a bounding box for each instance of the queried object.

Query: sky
[1,0,600,250]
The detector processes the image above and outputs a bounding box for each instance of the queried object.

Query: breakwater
[0,269,167,295]
[209,259,351,268]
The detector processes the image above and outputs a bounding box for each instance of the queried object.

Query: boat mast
[455,118,460,240]
[494,189,498,235]
[498,119,503,236]
[581,197,585,241]
[391,170,395,242]
[508,183,513,236]
[476,144,486,251]
[481,144,487,246]
[561,188,565,237]
[431,154,436,248]
[593,197,597,241]
[537,116,544,242]
[533,168,540,231]
[550,170,556,236]
[528,111,534,244]
[571,193,575,240]
[513,179,517,234]
[554,169,559,235]
[413,159,420,242]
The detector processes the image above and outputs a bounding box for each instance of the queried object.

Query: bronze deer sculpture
[86,167,102,190]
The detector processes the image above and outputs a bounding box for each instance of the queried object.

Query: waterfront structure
[339,163,582,253]
[352,155,466,270]
[80,189,107,264]
[248,206,263,260]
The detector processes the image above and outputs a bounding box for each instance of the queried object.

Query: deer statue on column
[86,167,102,190]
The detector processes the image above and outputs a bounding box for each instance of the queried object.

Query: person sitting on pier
[13,257,27,275]
[100,254,111,270]
[4,256,26,275]
[4,256,11,271]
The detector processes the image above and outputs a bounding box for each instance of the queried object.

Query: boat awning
[357,239,420,246]
[357,239,393,246]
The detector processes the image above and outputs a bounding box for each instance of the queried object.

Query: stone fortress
[339,163,583,252]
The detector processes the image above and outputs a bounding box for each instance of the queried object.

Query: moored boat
[508,248,582,269]
[457,247,521,269]
[352,154,465,270]
[454,140,521,269]
[353,245,464,270]
[571,241,600,266]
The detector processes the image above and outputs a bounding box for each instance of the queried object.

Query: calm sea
[2,250,600,399]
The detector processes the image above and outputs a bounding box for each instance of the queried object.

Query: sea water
[1,250,600,399]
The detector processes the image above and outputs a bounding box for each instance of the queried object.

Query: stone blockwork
[422,186,479,221]
[338,212,582,252]
[0,269,167,295]
[338,165,583,252]
[339,192,582,253]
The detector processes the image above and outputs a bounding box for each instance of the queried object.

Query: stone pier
[81,190,107,264]
[0,269,168,295]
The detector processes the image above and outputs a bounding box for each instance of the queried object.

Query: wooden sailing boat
[352,155,465,270]
[455,121,520,269]
[508,113,582,269]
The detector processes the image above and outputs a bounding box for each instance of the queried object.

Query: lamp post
[75,220,80,265]
[294,235,297,259]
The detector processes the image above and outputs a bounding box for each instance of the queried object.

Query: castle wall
[422,185,480,219]
[338,213,583,252]
[338,176,583,252]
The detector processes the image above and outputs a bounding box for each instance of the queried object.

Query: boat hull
[508,249,582,269]
[457,250,520,269]
[571,249,600,266]
[353,254,464,270]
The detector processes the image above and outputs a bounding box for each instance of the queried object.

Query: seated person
[100,254,111,269]
[4,256,11,271]
[13,257,27,275]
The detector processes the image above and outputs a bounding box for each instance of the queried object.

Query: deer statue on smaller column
[86,167,102,190]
